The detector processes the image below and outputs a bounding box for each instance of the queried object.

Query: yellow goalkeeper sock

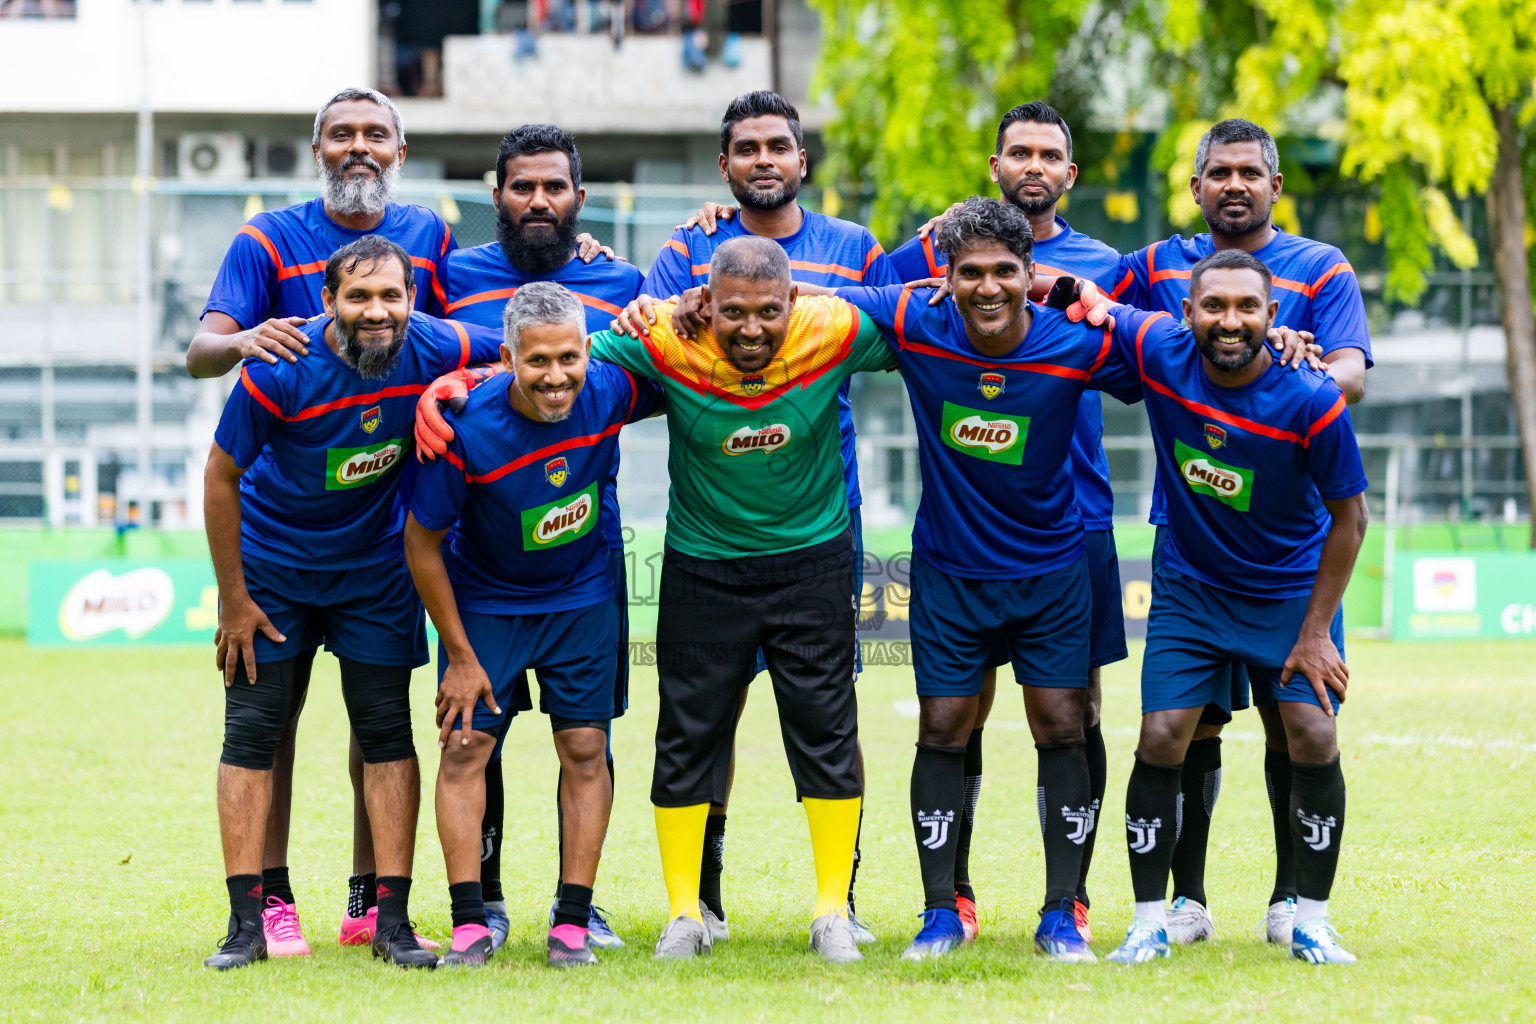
[804,796,862,919]
[654,804,709,922]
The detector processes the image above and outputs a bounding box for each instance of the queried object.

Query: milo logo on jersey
[521,482,600,550]
[325,439,406,490]
[1174,439,1253,511]
[940,401,1027,466]
[721,423,791,456]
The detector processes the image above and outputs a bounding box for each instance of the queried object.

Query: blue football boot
[901,908,966,961]
[1291,918,1356,964]
[1106,916,1171,964]
[1035,898,1097,963]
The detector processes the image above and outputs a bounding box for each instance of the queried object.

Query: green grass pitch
[3,637,1534,1022]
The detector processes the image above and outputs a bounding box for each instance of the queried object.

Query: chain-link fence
[0,176,1523,529]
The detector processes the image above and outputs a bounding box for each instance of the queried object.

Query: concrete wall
[0,0,373,114]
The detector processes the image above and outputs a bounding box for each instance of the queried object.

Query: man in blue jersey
[616,90,897,943]
[436,123,641,952]
[405,283,664,969]
[187,88,457,950]
[1106,119,1372,948]
[1088,250,1367,966]
[885,102,1126,946]
[834,197,1143,963]
[200,235,501,970]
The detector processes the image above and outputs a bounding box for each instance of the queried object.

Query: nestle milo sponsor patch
[940,401,1027,465]
[521,481,600,551]
[1174,438,1253,511]
[325,439,406,491]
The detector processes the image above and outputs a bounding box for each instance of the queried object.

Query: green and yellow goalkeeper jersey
[590,295,895,560]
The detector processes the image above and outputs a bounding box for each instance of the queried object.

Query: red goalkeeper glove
[1043,275,1116,329]
[414,364,501,460]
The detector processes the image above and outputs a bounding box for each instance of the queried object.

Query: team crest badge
[1204,423,1227,449]
[741,373,765,397]
[978,372,1005,400]
[360,406,381,435]
[544,457,568,488]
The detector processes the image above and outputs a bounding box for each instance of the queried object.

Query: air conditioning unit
[177,133,249,181]
[252,137,315,179]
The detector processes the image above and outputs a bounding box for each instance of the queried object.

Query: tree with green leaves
[810,0,1536,532]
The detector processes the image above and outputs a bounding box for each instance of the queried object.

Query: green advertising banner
[1392,551,1536,640]
[28,560,218,647]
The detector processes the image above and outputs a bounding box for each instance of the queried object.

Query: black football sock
[482,759,505,904]
[1169,736,1221,906]
[1036,742,1093,909]
[261,866,294,907]
[1290,756,1346,902]
[226,874,264,931]
[554,883,593,930]
[847,808,864,909]
[700,813,727,918]
[1076,721,1107,906]
[911,744,965,912]
[1264,747,1298,904]
[448,880,485,930]
[953,728,983,895]
[374,875,413,934]
[347,872,377,918]
[1124,754,1183,904]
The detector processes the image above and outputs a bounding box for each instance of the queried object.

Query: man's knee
[1256,704,1290,751]
[339,659,416,764]
[221,658,299,770]
[552,721,610,777]
[918,695,978,748]
[1025,685,1087,745]
[440,730,497,779]
[1279,704,1337,763]
[1138,709,1198,766]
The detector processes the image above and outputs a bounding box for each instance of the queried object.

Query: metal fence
[0,177,1524,530]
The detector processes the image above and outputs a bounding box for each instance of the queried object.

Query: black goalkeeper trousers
[649,550,861,808]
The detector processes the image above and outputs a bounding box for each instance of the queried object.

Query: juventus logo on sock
[917,809,954,850]
[1296,810,1337,851]
[1062,798,1099,846]
[1127,814,1162,855]
[481,827,497,862]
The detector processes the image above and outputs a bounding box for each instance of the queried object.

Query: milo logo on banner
[522,482,600,550]
[1174,438,1253,511]
[326,439,405,490]
[940,401,1027,465]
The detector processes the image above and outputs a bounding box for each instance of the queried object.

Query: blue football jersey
[1109,306,1367,598]
[202,197,457,327]
[890,216,1125,530]
[213,312,501,570]
[409,360,664,614]
[1112,229,1373,527]
[440,242,646,551]
[644,209,899,510]
[837,285,1142,580]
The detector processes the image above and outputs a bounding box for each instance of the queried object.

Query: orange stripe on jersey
[1133,311,1173,378]
[1274,262,1354,299]
[240,365,284,419]
[291,384,428,422]
[921,235,942,277]
[667,238,690,257]
[445,287,519,315]
[900,338,1092,380]
[1307,393,1347,442]
[239,225,282,271]
[447,319,471,368]
[468,422,627,484]
[1148,240,1191,284]
[690,264,711,277]
[1143,375,1308,445]
[277,259,326,282]
[1109,267,1136,300]
[445,286,621,319]
[787,259,863,281]
[894,286,913,348]
[862,244,884,273]
[1087,326,1114,379]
